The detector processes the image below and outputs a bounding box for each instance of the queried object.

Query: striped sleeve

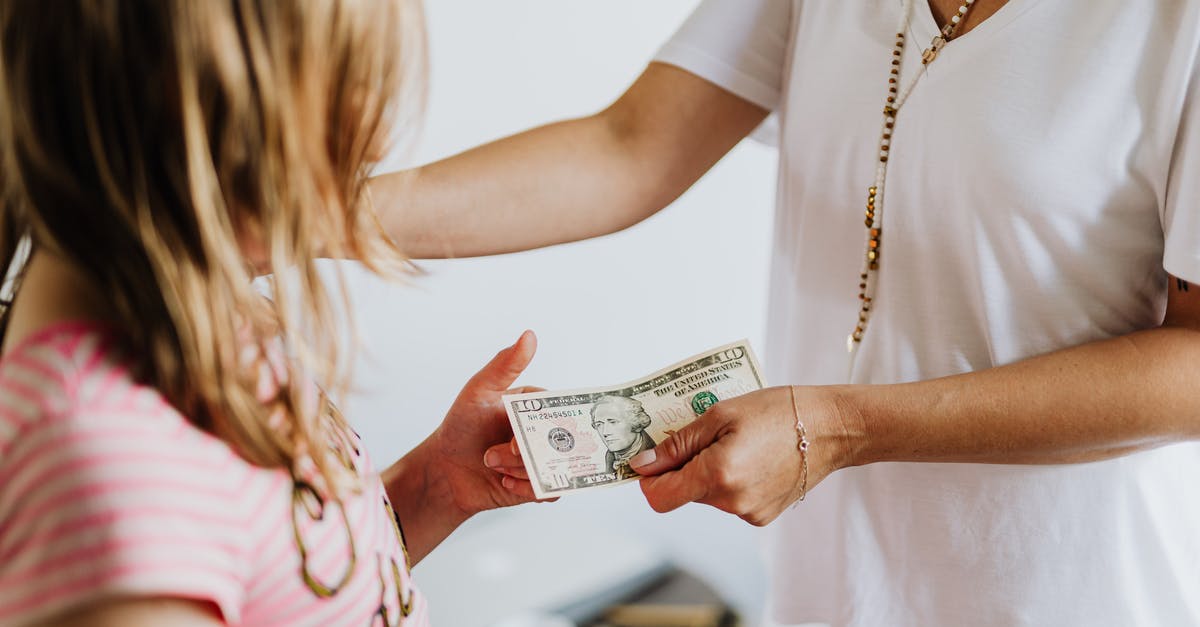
[0,395,250,625]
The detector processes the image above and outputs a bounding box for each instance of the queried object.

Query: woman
[370,0,1200,625]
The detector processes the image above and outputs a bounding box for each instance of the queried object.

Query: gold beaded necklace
[849,0,979,356]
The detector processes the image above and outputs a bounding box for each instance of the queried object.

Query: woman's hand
[629,385,863,526]
[425,330,549,515]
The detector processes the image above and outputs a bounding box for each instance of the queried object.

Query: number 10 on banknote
[503,340,766,500]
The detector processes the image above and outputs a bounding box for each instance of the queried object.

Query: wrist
[823,384,875,469]
[832,381,930,467]
[382,433,471,531]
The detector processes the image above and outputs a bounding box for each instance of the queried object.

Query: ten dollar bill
[504,340,766,499]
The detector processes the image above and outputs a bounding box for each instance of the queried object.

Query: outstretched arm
[370,63,769,259]
[631,275,1200,526]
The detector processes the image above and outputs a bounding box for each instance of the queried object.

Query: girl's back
[0,322,427,625]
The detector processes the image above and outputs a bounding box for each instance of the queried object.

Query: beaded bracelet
[788,386,811,502]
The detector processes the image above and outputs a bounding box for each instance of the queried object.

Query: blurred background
[337,1,780,624]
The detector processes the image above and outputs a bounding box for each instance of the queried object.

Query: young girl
[0,1,539,625]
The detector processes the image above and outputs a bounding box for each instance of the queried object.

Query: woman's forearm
[844,325,1200,467]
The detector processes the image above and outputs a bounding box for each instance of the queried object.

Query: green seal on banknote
[690,391,719,415]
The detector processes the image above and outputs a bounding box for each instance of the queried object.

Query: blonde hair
[0,0,425,498]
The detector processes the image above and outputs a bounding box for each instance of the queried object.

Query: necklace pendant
[922,36,946,65]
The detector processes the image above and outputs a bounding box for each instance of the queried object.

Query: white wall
[343,1,779,623]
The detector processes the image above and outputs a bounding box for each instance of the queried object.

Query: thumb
[469,330,537,392]
[629,413,722,476]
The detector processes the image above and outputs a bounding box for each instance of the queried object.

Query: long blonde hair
[0,0,425,498]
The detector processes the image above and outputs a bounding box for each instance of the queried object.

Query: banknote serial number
[517,408,585,421]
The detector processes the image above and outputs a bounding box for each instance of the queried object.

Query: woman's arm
[630,275,1200,525]
[370,63,769,259]
[844,276,1200,467]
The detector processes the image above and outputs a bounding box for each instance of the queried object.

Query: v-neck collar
[905,0,1041,73]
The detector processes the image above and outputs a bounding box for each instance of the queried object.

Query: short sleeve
[653,0,793,111]
[1163,58,1200,283]
[0,409,249,625]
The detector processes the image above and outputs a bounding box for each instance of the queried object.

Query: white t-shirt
[657,1,1200,625]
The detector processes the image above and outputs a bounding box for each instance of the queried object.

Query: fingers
[638,454,716,513]
[499,476,558,504]
[629,413,723,476]
[506,385,546,395]
[627,415,727,513]
[640,442,773,520]
[483,440,527,479]
[468,330,538,392]
[486,435,557,503]
[630,407,762,515]
[636,388,809,526]
[500,475,536,500]
[492,466,528,480]
[483,441,524,468]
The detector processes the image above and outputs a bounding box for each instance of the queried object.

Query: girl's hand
[482,436,533,489]
[629,385,861,526]
[427,331,552,516]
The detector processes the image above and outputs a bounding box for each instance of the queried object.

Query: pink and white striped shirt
[0,321,429,626]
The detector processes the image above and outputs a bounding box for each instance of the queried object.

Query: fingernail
[484,451,500,468]
[630,449,656,469]
[502,476,515,489]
